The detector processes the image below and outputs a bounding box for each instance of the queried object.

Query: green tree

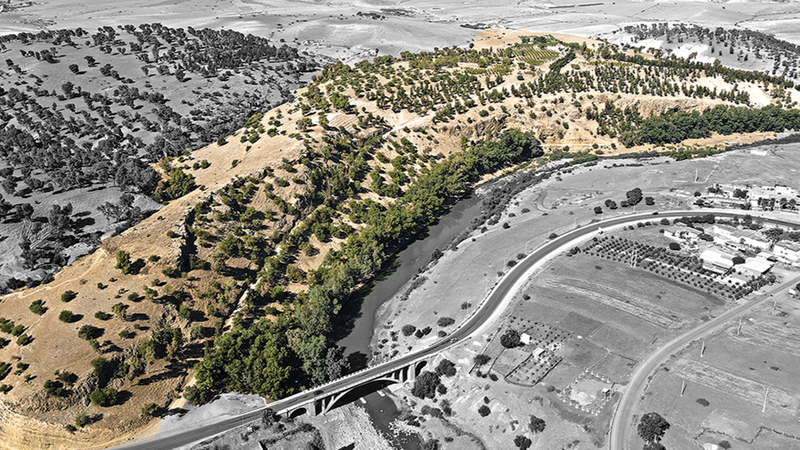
[474,354,491,366]
[89,387,119,407]
[637,412,670,444]
[59,310,76,323]
[411,371,441,399]
[78,325,102,340]
[115,250,132,274]
[29,300,47,315]
[500,329,521,348]
[514,435,532,450]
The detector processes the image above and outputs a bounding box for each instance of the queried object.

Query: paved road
[115,209,777,450]
[608,271,800,450]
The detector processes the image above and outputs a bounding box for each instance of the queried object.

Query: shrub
[29,300,47,315]
[529,415,546,433]
[437,317,455,327]
[44,379,65,396]
[178,304,192,320]
[718,441,731,449]
[401,324,417,337]
[696,398,710,407]
[16,334,32,346]
[478,405,491,417]
[514,435,532,450]
[61,290,77,302]
[668,242,680,251]
[94,311,111,320]
[141,402,159,417]
[59,310,76,323]
[75,412,89,428]
[474,354,491,366]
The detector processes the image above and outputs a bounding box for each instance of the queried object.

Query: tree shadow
[129,313,149,321]
[116,390,132,406]
[130,258,146,275]
[102,341,122,353]
[73,216,96,230]
[136,362,186,386]
[68,314,84,323]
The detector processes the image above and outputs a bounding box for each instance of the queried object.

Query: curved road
[116,209,789,450]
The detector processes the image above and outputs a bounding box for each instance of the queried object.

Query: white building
[700,248,735,274]
[773,241,800,263]
[736,257,773,278]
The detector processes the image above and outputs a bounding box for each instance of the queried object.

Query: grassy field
[636,304,800,450]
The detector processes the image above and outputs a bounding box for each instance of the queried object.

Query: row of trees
[620,104,800,147]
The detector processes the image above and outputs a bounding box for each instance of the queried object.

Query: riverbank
[367,154,681,362]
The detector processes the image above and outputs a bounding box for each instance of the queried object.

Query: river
[337,195,483,363]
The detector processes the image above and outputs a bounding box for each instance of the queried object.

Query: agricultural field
[638,298,800,450]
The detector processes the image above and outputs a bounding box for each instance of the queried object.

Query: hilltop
[0,28,799,449]
[0,23,321,293]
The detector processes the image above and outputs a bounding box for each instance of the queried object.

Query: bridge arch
[414,360,428,377]
[288,407,307,419]
[324,379,397,414]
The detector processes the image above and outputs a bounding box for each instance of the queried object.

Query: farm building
[736,256,773,277]
[773,241,800,263]
[664,227,702,245]
[711,225,770,251]
[700,248,736,274]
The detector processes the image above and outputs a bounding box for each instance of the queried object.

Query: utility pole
[680,379,686,397]
[763,385,771,413]
[737,317,742,335]
[700,340,706,358]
